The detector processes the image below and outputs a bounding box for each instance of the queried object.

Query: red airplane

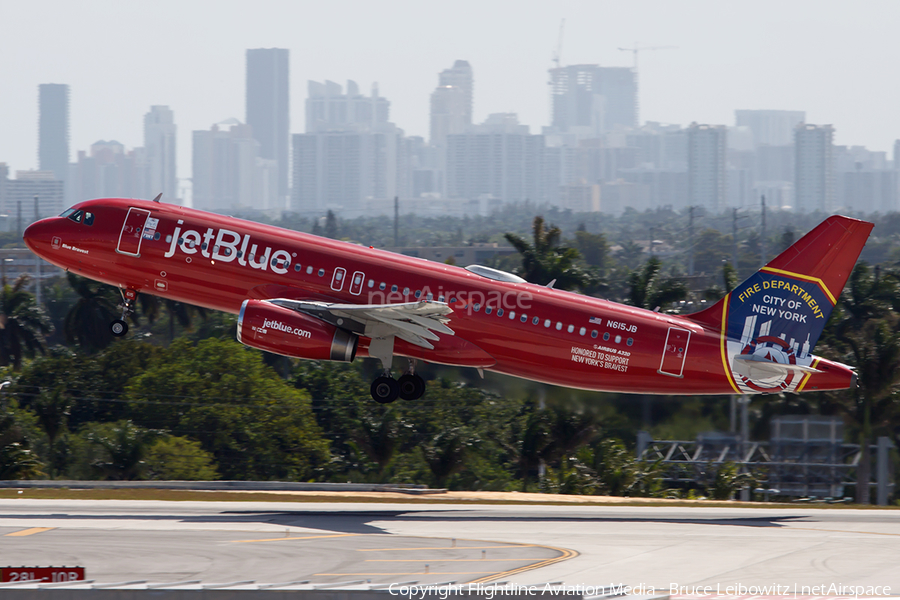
[23,198,871,403]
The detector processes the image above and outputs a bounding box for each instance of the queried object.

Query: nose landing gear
[110,288,137,337]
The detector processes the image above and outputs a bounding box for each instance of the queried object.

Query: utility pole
[33,195,41,307]
[687,206,695,276]
[16,200,21,240]
[393,196,399,247]
[760,194,767,268]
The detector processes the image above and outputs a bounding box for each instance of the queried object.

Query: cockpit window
[62,209,94,226]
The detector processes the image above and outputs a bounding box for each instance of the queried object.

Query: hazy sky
[2,0,899,187]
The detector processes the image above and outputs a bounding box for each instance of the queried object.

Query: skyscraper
[429,60,473,145]
[794,124,835,212]
[144,106,177,201]
[38,84,69,181]
[735,110,805,147]
[687,123,727,211]
[246,48,289,201]
[549,65,636,137]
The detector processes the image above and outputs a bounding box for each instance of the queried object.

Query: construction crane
[617,43,676,126]
[617,43,677,71]
[552,19,565,69]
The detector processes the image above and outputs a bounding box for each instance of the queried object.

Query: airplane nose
[23,218,56,256]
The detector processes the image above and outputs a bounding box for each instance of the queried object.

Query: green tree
[0,409,43,479]
[124,338,330,480]
[144,435,220,480]
[64,273,119,352]
[505,216,593,290]
[32,386,73,477]
[87,420,159,480]
[626,257,688,311]
[0,275,53,369]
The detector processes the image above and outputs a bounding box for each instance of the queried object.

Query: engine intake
[237,299,357,362]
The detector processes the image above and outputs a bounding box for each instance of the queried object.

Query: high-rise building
[794,124,835,212]
[687,123,727,211]
[306,80,390,133]
[445,114,546,205]
[38,84,69,182]
[144,106,177,201]
[2,170,64,223]
[193,119,278,213]
[735,110,805,147]
[246,48,289,199]
[549,65,637,137]
[72,140,146,202]
[430,60,473,145]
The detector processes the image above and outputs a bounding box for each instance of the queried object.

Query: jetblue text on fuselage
[164,221,291,274]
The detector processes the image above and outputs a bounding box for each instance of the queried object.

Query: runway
[0,499,897,591]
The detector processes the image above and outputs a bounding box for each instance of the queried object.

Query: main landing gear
[368,335,426,404]
[111,288,137,337]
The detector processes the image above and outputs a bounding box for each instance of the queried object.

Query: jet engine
[237,299,357,362]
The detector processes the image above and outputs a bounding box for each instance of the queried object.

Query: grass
[0,487,896,509]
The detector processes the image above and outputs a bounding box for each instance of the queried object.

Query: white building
[144,105,177,202]
[687,123,727,211]
[794,124,835,212]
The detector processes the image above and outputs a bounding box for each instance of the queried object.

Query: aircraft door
[658,327,691,377]
[117,207,152,256]
[331,267,347,291]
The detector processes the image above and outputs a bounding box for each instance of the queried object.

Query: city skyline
[2,0,899,186]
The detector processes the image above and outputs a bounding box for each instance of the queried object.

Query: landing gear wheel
[110,319,128,337]
[398,373,426,400]
[370,376,399,404]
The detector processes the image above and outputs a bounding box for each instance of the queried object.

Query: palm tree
[0,410,43,479]
[504,216,593,290]
[626,257,688,311]
[88,420,158,480]
[0,275,53,369]
[64,273,119,352]
[32,386,73,478]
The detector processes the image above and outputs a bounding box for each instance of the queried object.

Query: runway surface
[0,499,897,591]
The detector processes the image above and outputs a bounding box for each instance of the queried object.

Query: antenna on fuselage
[152,193,162,203]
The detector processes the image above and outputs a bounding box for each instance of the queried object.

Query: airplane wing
[267,298,454,350]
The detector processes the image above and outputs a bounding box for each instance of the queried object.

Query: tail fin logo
[725,270,833,393]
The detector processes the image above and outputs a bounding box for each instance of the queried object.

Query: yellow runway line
[469,545,579,584]
[5,527,55,537]
[314,572,499,576]
[358,545,536,552]
[365,558,551,562]
[231,533,359,543]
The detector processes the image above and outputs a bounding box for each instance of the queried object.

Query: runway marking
[4,527,55,537]
[469,545,579,584]
[358,545,537,552]
[231,533,359,543]
[314,572,499,576]
[365,558,550,562]
[790,526,900,537]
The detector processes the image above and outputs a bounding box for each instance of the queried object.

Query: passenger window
[306,266,313,274]
[497,308,504,317]
[567,324,574,333]
[532,316,539,325]
[579,327,587,336]
[485,306,492,315]
[591,330,599,338]
[520,314,527,323]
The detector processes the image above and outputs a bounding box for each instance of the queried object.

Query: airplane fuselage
[24,198,860,397]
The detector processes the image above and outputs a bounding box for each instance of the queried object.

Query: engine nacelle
[237,299,357,362]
